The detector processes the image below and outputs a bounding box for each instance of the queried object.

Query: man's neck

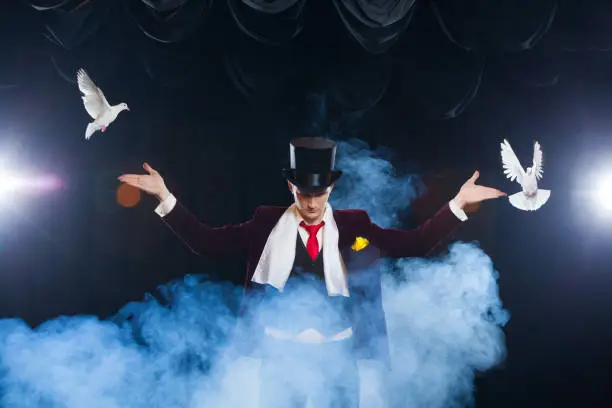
[302,217,324,226]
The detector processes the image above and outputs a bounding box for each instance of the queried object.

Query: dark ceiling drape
[125,0,213,43]
[332,0,417,54]
[228,0,306,45]
[40,0,115,50]
[431,0,558,52]
[139,0,192,11]
[4,0,608,120]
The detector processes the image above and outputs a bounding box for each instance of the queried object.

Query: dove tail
[85,123,96,140]
[508,190,551,211]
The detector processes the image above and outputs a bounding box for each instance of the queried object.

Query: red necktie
[300,221,325,260]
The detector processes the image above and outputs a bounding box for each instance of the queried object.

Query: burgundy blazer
[160,201,463,365]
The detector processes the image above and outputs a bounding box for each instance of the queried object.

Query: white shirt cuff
[449,199,468,222]
[154,194,177,217]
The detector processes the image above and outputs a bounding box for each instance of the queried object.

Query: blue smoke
[0,140,508,407]
[331,139,425,228]
[382,245,508,407]
[332,139,509,407]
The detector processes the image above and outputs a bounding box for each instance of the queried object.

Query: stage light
[595,175,612,211]
[0,170,61,195]
[0,171,21,193]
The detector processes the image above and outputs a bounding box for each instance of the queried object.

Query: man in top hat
[119,137,505,407]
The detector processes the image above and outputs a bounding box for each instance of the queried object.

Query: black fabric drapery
[396,5,485,120]
[26,0,71,11]
[224,40,308,98]
[326,53,393,113]
[499,49,562,90]
[16,0,612,120]
[125,0,213,43]
[431,0,558,52]
[40,0,115,50]
[498,0,612,90]
[135,34,213,88]
[552,0,612,51]
[227,0,307,45]
[48,27,126,87]
[140,0,192,11]
[400,51,484,120]
[39,0,128,85]
[332,0,417,54]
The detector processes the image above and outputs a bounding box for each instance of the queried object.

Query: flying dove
[500,139,551,211]
[77,68,129,140]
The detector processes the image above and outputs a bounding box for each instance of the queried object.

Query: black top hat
[282,137,343,191]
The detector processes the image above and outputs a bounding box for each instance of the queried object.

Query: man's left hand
[454,170,506,211]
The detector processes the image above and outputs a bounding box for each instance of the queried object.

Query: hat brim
[282,169,342,192]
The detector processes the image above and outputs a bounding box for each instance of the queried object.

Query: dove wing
[532,141,544,180]
[77,69,110,120]
[500,139,525,184]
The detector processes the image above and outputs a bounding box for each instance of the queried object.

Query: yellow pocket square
[351,237,369,252]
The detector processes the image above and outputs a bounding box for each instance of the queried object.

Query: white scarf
[251,203,349,297]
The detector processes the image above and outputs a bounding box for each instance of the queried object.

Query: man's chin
[303,213,320,221]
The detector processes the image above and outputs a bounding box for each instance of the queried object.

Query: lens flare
[116,183,141,208]
[0,171,61,194]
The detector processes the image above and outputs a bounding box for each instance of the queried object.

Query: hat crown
[283,137,342,191]
[289,137,337,172]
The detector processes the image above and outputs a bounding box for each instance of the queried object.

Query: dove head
[526,167,533,175]
[112,103,129,114]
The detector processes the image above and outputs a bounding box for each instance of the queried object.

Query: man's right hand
[118,162,171,202]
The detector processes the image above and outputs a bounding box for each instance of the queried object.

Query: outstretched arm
[119,163,252,257]
[154,194,252,257]
[366,170,505,258]
[366,200,464,258]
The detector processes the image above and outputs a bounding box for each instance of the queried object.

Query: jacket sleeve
[158,197,254,257]
[364,202,463,258]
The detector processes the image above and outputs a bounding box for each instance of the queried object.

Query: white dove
[77,68,129,140]
[500,139,551,211]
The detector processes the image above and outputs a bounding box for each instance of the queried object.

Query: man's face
[288,182,332,224]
